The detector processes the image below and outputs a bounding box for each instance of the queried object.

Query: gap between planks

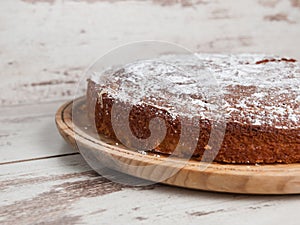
[0,152,80,166]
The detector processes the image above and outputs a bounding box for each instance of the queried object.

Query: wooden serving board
[55,97,300,195]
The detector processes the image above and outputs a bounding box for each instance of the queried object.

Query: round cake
[87,54,300,164]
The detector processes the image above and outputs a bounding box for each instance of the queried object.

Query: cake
[87,54,300,164]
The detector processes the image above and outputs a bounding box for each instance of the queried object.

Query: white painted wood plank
[0,154,299,225]
[0,101,76,163]
[73,188,300,225]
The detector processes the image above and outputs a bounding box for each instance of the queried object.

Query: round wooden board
[55,97,300,195]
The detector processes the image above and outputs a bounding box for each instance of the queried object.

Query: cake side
[87,54,300,164]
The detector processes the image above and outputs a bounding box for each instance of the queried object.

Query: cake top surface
[91,53,300,129]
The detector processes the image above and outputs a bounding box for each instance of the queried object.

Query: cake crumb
[204,145,212,150]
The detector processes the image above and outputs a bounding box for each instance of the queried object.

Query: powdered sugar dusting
[91,53,300,129]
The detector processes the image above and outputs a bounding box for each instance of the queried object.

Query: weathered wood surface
[1,0,300,224]
[0,101,77,164]
[1,154,300,225]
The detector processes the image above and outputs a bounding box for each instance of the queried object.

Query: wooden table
[1,0,299,224]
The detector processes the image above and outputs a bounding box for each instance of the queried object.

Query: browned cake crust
[87,54,300,164]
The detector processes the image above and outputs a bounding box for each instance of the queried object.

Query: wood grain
[1,154,300,225]
[55,98,300,195]
[0,101,77,164]
[0,154,154,225]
